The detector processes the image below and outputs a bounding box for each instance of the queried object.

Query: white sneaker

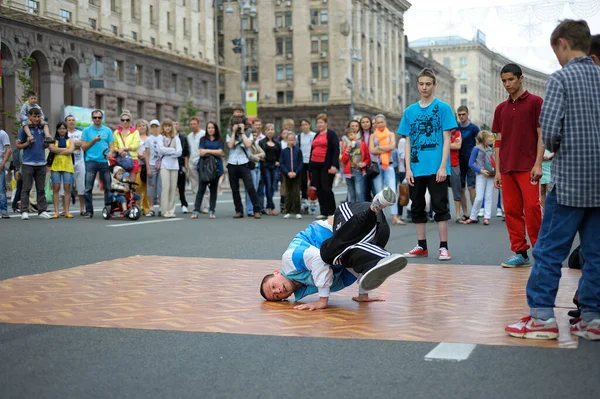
[296,214,302,219]
[21,211,29,220]
[38,211,52,219]
[283,213,291,219]
[181,206,189,214]
[478,208,484,218]
[372,187,396,212]
[496,208,504,217]
[316,215,327,220]
[438,247,452,261]
[359,254,408,291]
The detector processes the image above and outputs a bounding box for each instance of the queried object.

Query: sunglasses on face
[92,116,102,120]
[121,118,131,122]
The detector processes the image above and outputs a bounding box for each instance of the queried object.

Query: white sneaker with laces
[372,187,397,212]
[38,211,52,220]
[496,208,504,217]
[283,213,291,219]
[21,211,29,220]
[295,214,302,219]
[181,206,189,214]
[438,247,451,261]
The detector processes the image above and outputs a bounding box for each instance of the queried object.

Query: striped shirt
[540,56,600,207]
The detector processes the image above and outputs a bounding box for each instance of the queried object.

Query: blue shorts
[50,171,74,185]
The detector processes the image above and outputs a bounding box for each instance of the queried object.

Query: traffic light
[232,38,242,54]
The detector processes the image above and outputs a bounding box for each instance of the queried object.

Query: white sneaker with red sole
[505,316,559,339]
[403,246,428,258]
[570,318,600,340]
[438,247,451,261]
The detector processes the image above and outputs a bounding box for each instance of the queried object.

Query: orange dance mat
[0,256,580,349]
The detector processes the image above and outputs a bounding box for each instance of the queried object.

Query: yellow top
[51,138,75,173]
[114,128,141,160]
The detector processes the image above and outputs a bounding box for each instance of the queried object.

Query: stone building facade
[217,0,412,133]
[410,33,548,128]
[0,0,216,142]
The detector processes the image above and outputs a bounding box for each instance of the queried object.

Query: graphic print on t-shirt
[409,103,443,164]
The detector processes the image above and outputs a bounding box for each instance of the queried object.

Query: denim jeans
[262,166,279,210]
[0,165,7,214]
[527,190,600,322]
[372,166,398,215]
[346,173,365,202]
[84,161,112,214]
[245,167,261,214]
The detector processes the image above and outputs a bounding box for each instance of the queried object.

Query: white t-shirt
[0,130,10,159]
[68,129,84,163]
[298,131,316,163]
[145,135,163,166]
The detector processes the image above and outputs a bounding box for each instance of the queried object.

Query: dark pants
[85,161,112,215]
[21,164,48,213]
[409,174,451,224]
[320,202,390,274]
[228,163,260,214]
[194,177,218,212]
[301,163,310,199]
[12,179,22,211]
[177,169,188,207]
[283,175,301,214]
[310,162,336,216]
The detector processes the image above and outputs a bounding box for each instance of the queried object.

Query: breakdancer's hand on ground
[352,294,385,303]
[294,297,329,311]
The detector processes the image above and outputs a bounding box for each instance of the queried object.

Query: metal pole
[240,4,246,110]
[214,5,220,126]
[349,82,354,120]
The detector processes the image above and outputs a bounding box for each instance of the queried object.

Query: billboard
[64,106,104,129]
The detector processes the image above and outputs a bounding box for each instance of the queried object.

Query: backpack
[198,155,218,183]
[483,147,495,175]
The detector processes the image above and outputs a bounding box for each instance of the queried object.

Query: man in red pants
[492,63,544,268]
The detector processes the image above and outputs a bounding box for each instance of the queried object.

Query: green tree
[3,57,35,137]
[178,98,201,134]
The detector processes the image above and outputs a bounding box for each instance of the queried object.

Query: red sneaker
[570,318,600,340]
[505,316,558,340]
[403,246,428,258]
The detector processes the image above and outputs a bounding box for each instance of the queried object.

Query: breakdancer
[260,187,408,310]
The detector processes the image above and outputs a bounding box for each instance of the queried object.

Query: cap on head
[150,119,160,126]
[113,166,125,176]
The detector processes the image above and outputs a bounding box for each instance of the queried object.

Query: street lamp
[347,48,362,120]
[225,0,257,110]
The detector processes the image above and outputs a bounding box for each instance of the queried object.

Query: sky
[404,0,600,74]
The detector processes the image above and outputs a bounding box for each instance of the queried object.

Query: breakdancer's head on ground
[261,188,402,303]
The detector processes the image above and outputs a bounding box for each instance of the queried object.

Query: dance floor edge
[0,256,579,349]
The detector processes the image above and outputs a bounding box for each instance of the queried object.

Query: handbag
[399,183,409,207]
[46,151,55,167]
[199,155,218,183]
[366,162,380,179]
[115,153,134,171]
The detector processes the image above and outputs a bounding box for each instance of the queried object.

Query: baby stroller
[102,179,142,221]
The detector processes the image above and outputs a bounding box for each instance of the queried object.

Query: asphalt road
[1,188,595,399]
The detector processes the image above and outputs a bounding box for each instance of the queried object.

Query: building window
[115,60,124,82]
[89,18,97,29]
[131,31,138,41]
[460,71,468,80]
[171,73,178,93]
[183,18,189,36]
[460,84,467,94]
[311,36,328,53]
[110,0,118,12]
[167,42,173,51]
[95,94,103,109]
[198,23,202,40]
[156,104,164,120]
[443,57,451,68]
[137,101,144,118]
[173,106,180,119]
[321,62,329,78]
[154,70,161,89]
[321,89,329,103]
[242,16,258,31]
[202,80,208,97]
[184,47,188,55]
[150,37,156,46]
[460,56,468,67]
[276,37,293,55]
[274,118,282,132]
[246,38,257,54]
[277,91,285,104]
[312,90,329,103]
[111,25,118,35]
[60,9,72,23]
[26,0,39,13]
[312,90,319,103]
[117,98,124,116]
[276,65,284,81]
[203,111,209,125]
[320,9,328,25]
[275,12,292,28]
[460,98,468,107]
[286,91,294,104]
[167,12,173,31]
[131,0,137,18]
[311,63,319,79]
[245,66,259,82]
[187,77,193,97]
[217,16,223,31]
[150,5,155,24]
[135,65,143,86]
[286,64,293,80]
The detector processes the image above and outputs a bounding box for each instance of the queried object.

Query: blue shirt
[540,56,600,208]
[398,98,456,177]
[17,125,46,166]
[457,122,480,162]
[82,125,114,162]
[199,137,224,176]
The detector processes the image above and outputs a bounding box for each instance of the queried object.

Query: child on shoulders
[19,91,53,144]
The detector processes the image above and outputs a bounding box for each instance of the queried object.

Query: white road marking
[424,343,477,362]
[106,218,184,227]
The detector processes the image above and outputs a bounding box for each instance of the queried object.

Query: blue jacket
[279,146,304,175]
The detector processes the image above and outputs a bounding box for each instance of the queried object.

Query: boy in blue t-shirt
[398,68,456,261]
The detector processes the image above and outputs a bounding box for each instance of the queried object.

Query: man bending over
[260,187,408,310]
